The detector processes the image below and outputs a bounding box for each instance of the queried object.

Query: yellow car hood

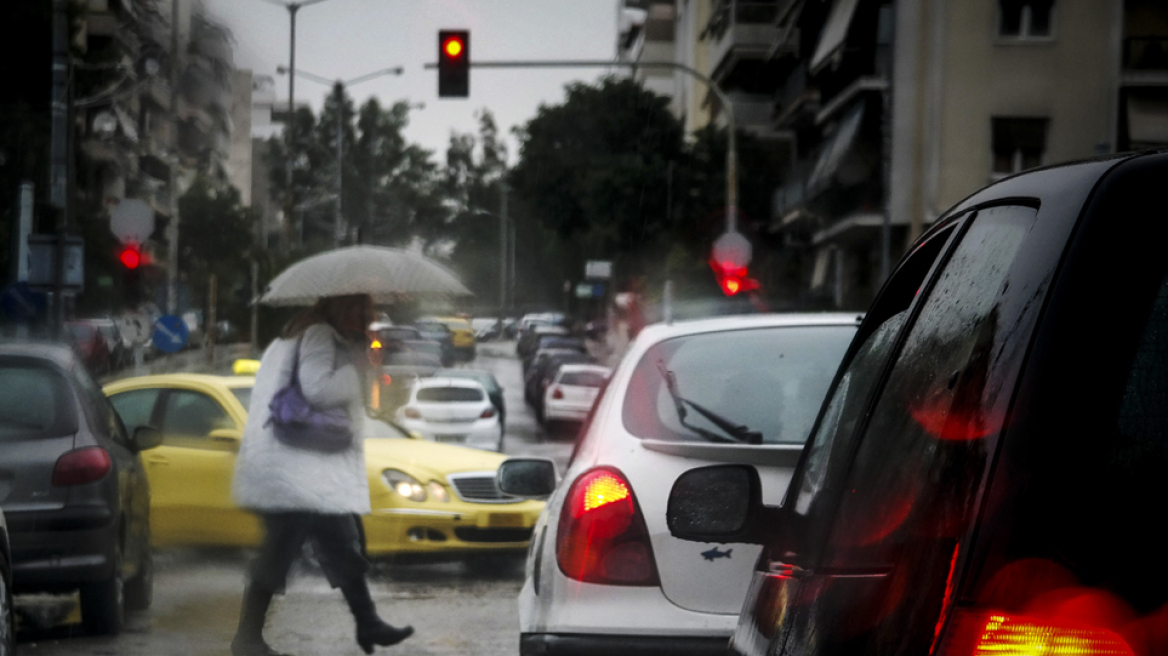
[363,437,507,480]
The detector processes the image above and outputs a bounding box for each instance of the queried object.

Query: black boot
[340,579,414,654]
[231,585,291,656]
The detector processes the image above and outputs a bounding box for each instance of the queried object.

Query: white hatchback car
[542,364,611,424]
[396,377,503,452]
[503,313,860,655]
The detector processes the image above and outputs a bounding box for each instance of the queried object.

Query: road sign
[585,260,613,280]
[110,199,155,244]
[27,235,84,290]
[712,230,752,269]
[1,282,47,322]
[575,282,605,299]
[153,314,190,354]
[116,312,153,345]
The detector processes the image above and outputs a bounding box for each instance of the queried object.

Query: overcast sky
[202,0,622,163]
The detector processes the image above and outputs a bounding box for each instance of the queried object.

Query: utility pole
[49,0,70,337]
[334,84,344,247]
[499,181,508,317]
[167,0,181,313]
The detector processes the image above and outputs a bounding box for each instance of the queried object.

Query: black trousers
[250,512,370,593]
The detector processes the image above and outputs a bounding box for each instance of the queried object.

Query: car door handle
[145,456,170,466]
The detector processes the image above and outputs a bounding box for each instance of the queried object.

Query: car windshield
[560,371,606,387]
[623,326,856,445]
[364,416,410,439]
[416,387,484,402]
[230,386,252,410]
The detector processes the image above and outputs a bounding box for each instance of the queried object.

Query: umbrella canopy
[260,246,472,306]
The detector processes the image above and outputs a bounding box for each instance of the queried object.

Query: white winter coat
[232,323,371,515]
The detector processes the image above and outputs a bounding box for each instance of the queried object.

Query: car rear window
[417,387,483,402]
[622,325,856,445]
[0,361,78,440]
[560,371,606,387]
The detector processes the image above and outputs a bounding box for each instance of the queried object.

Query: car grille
[447,473,522,504]
[453,527,533,543]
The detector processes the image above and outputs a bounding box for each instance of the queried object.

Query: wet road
[15,340,576,656]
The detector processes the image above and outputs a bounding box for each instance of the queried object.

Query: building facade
[622,0,1168,309]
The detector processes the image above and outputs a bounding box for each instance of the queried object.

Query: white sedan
[542,363,611,423]
[508,313,860,655]
[396,377,504,452]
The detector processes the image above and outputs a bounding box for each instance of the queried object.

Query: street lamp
[276,65,406,247]
[257,0,339,252]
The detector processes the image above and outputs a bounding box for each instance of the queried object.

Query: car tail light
[481,407,496,419]
[404,407,422,419]
[52,447,112,486]
[382,374,393,386]
[556,467,659,586]
[938,609,1135,656]
[552,387,564,400]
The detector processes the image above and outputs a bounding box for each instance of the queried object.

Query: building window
[998,0,1054,39]
[992,117,1049,178]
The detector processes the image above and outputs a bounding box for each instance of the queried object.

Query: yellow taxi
[424,316,476,360]
[102,373,544,558]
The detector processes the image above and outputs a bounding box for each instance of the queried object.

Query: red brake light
[404,407,422,419]
[480,407,496,419]
[552,387,564,400]
[382,374,393,386]
[52,447,112,486]
[940,610,1135,656]
[556,468,659,586]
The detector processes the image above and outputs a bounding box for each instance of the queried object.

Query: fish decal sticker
[701,547,733,562]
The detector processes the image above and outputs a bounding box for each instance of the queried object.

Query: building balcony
[1122,36,1168,87]
[774,65,819,129]
[706,0,782,91]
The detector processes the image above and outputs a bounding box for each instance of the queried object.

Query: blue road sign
[153,314,190,354]
[1,282,47,322]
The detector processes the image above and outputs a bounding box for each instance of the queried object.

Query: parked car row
[496,152,1168,656]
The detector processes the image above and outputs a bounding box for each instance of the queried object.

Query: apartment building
[622,0,1168,309]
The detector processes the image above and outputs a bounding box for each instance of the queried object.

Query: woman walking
[231,294,413,656]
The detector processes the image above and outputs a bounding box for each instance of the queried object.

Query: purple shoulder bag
[266,334,355,453]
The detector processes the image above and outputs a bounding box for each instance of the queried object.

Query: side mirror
[667,464,766,544]
[132,425,164,452]
[208,427,243,450]
[497,458,557,499]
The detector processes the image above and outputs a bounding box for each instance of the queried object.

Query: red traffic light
[438,30,470,98]
[710,259,760,296]
[119,244,142,269]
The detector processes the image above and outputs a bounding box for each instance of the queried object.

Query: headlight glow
[427,481,449,503]
[383,469,427,502]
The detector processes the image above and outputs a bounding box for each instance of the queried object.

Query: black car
[524,350,598,409]
[434,368,506,428]
[666,152,1168,656]
[521,336,587,373]
[517,324,569,359]
[0,342,161,635]
[0,508,12,653]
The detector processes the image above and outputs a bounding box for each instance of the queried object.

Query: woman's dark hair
[280,295,371,339]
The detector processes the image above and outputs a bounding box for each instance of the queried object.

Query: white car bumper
[398,417,502,451]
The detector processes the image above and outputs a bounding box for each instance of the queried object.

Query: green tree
[178,177,255,330]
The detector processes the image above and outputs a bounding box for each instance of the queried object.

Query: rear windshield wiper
[657,361,762,445]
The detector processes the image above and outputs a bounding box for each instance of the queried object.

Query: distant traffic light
[438,30,469,98]
[710,259,760,297]
[119,244,142,269]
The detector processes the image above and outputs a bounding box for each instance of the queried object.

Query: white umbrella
[260,246,472,306]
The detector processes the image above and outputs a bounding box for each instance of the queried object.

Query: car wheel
[124,545,153,612]
[0,553,15,656]
[81,542,125,636]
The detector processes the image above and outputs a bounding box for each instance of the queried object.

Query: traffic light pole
[425,59,740,234]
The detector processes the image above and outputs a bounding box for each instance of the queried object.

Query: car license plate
[435,434,466,443]
[488,513,523,527]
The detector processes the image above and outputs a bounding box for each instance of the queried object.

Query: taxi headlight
[383,469,426,502]
[427,481,450,503]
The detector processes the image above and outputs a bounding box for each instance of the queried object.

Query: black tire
[0,553,15,656]
[124,546,153,612]
[81,543,125,636]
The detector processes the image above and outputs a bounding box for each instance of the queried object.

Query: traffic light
[118,243,141,269]
[710,259,760,296]
[438,30,469,98]
[118,243,145,307]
